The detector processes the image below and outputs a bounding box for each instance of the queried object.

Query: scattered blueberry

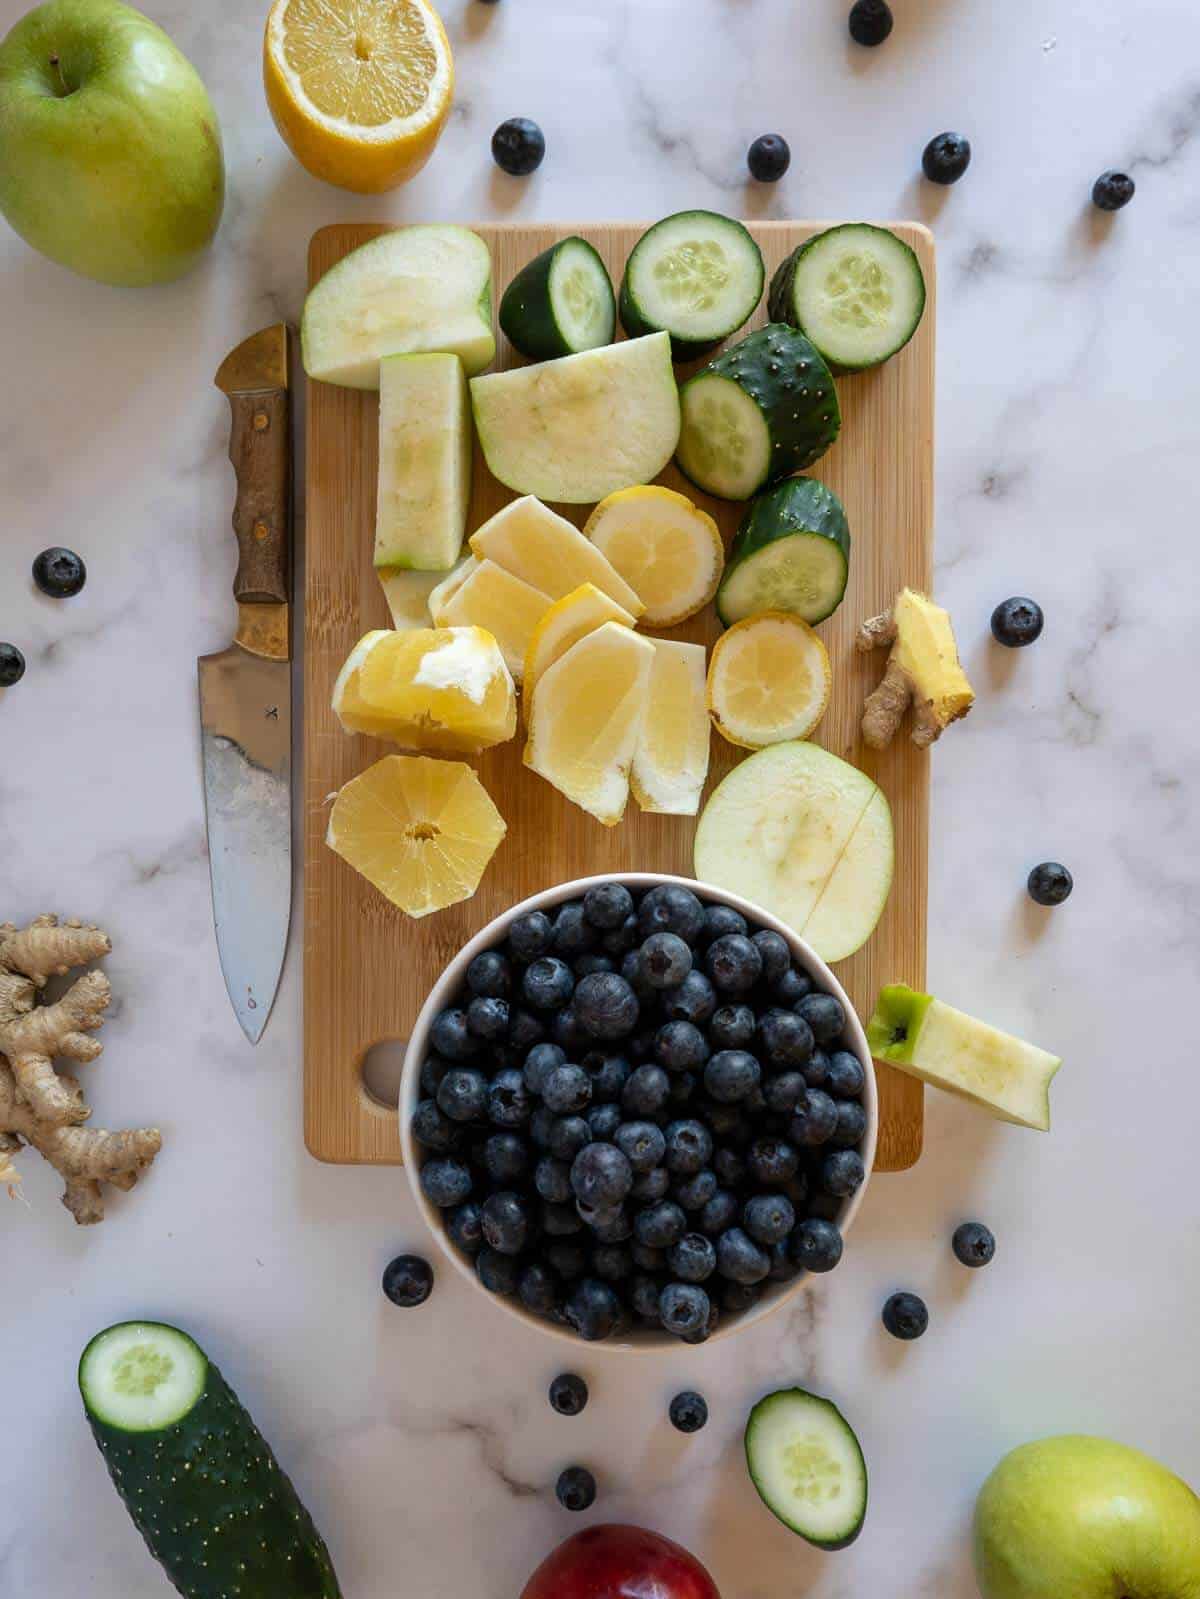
[0,643,26,687]
[820,1149,866,1197]
[747,133,790,182]
[1092,170,1135,212]
[743,1193,795,1246]
[32,546,86,598]
[990,596,1044,647]
[848,0,893,45]
[669,1391,709,1433]
[922,131,971,184]
[882,1290,929,1340]
[583,881,634,929]
[382,1253,433,1307]
[790,1217,843,1273]
[549,1373,589,1416]
[658,1282,710,1337]
[492,116,545,177]
[556,1465,597,1512]
[1028,862,1073,906]
[953,1220,996,1268]
[466,950,511,998]
[571,1142,633,1210]
[509,910,554,961]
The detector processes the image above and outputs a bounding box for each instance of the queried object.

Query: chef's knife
[199,324,293,1044]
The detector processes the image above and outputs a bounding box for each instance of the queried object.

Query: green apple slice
[867,985,1062,1131]
[375,352,471,571]
[692,741,894,962]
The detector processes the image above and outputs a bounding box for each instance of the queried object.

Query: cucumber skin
[82,1332,341,1599]
[718,476,850,626]
[677,325,841,497]
[768,227,926,372]
[619,213,764,360]
[500,239,613,361]
[744,1387,867,1550]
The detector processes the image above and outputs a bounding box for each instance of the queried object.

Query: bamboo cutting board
[304,220,933,1171]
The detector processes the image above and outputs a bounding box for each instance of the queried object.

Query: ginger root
[0,916,161,1224]
[857,588,975,749]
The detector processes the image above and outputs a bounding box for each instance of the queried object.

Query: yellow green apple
[975,1435,1200,1599]
[0,0,224,285]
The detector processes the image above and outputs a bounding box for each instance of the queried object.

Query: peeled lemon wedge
[327,755,505,917]
[263,0,454,193]
[631,639,710,815]
[332,626,516,754]
[522,583,637,724]
[707,611,831,749]
[431,559,552,683]
[584,485,724,627]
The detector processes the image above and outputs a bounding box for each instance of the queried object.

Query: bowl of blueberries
[400,874,877,1349]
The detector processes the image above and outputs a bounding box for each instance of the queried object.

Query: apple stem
[48,52,71,96]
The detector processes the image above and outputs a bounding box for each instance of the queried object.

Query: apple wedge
[867,985,1062,1130]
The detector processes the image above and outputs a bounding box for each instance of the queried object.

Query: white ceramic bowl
[400,873,877,1351]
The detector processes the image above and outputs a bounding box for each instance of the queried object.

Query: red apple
[521,1524,721,1599]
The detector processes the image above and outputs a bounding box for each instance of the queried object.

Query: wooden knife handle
[226,388,290,606]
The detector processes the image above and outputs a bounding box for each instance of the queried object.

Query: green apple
[975,1435,1200,1599]
[0,0,223,285]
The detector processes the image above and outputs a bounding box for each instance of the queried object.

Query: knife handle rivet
[253,410,270,432]
[253,520,270,542]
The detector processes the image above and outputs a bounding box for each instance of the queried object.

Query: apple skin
[0,0,224,285]
[521,1524,721,1599]
[974,1435,1200,1599]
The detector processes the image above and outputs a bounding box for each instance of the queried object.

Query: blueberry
[565,1277,622,1340]
[667,1232,716,1282]
[411,1097,461,1152]
[556,1464,597,1511]
[830,1100,867,1149]
[743,1193,795,1246]
[848,0,893,45]
[747,133,790,182]
[700,904,747,945]
[553,900,599,957]
[763,1071,806,1114]
[623,1063,671,1116]
[699,1187,739,1235]
[508,1007,546,1053]
[586,1102,622,1143]
[630,1166,670,1203]
[583,881,634,929]
[721,1279,763,1314]
[790,1217,844,1273]
[481,1190,533,1254]
[592,1241,634,1282]
[767,1239,802,1283]
[549,1373,588,1415]
[882,1290,929,1340]
[570,1141,633,1209]
[509,911,553,961]
[631,1273,663,1321]
[523,957,574,1011]
[709,1003,757,1051]
[437,1067,488,1123]
[629,1026,657,1062]
[588,1204,633,1243]
[575,972,640,1040]
[430,1008,479,1061]
[476,1246,519,1295]
[826,1050,866,1099]
[574,954,616,978]
[669,1390,709,1433]
[547,1114,591,1162]
[466,950,511,999]
[620,949,656,1002]
[546,1240,587,1279]
[713,1147,746,1187]
[634,1199,687,1249]
[752,931,791,985]
[821,1149,866,1197]
[952,1221,996,1268]
[672,1167,717,1212]
[0,643,25,687]
[382,1253,432,1307]
[757,1008,815,1070]
[795,993,845,1048]
[488,1068,532,1128]
[543,1064,593,1116]
[716,1227,771,1285]
[703,1049,761,1104]
[445,1200,483,1256]
[583,1051,631,1102]
[517,1262,560,1317]
[667,1071,698,1108]
[614,1119,666,1173]
[467,996,509,1041]
[542,1201,584,1236]
[664,1118,713,1174]
[640,931,693,989]
[1028,862,1072,906]
[661,970,717,1026]
[601,914,641,957]
[747,1136,799,1187]
[524,1042,567,1096]
[483,1132,528,1183]
[534,1156,572,1204]
[1092,169,1135,211]
[553,1005,588,1054]
[990,596,1044,647]
[419,1052,453,1097]
[659,1282,711,1337]
[635,885,706,944]
[706,934,763,994]
[802,1048,831,1089]
[922,130,971,184]
[492,116,545,177]
[655,1020,710,1073]
[32,546,86,598]
[806,1190,843,1223]
[773,966,813,1007]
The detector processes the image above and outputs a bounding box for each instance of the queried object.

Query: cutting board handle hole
[360,1038,409,1110]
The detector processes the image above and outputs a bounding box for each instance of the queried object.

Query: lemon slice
[264,0,454,194]
[524,622,656,826]
[631,639,710,815]
[432,558,552,683]
[584,486,724,627]
[522,583,637,724]
[327,755,505,917]
[707,611,831,749]
[332,626,516,754]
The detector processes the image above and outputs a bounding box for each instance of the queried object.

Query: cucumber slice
[500,237,615,360]
[768,223,926,372]
[744,1387,867,1549]
[620,210,764,359]
[718,477,850,626]
[676,325,840,501]
[80,1321,341,1598]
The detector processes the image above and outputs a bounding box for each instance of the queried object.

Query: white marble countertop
[4,0,1199,1593]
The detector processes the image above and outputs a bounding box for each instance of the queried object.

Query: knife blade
[199,324,293,1044]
